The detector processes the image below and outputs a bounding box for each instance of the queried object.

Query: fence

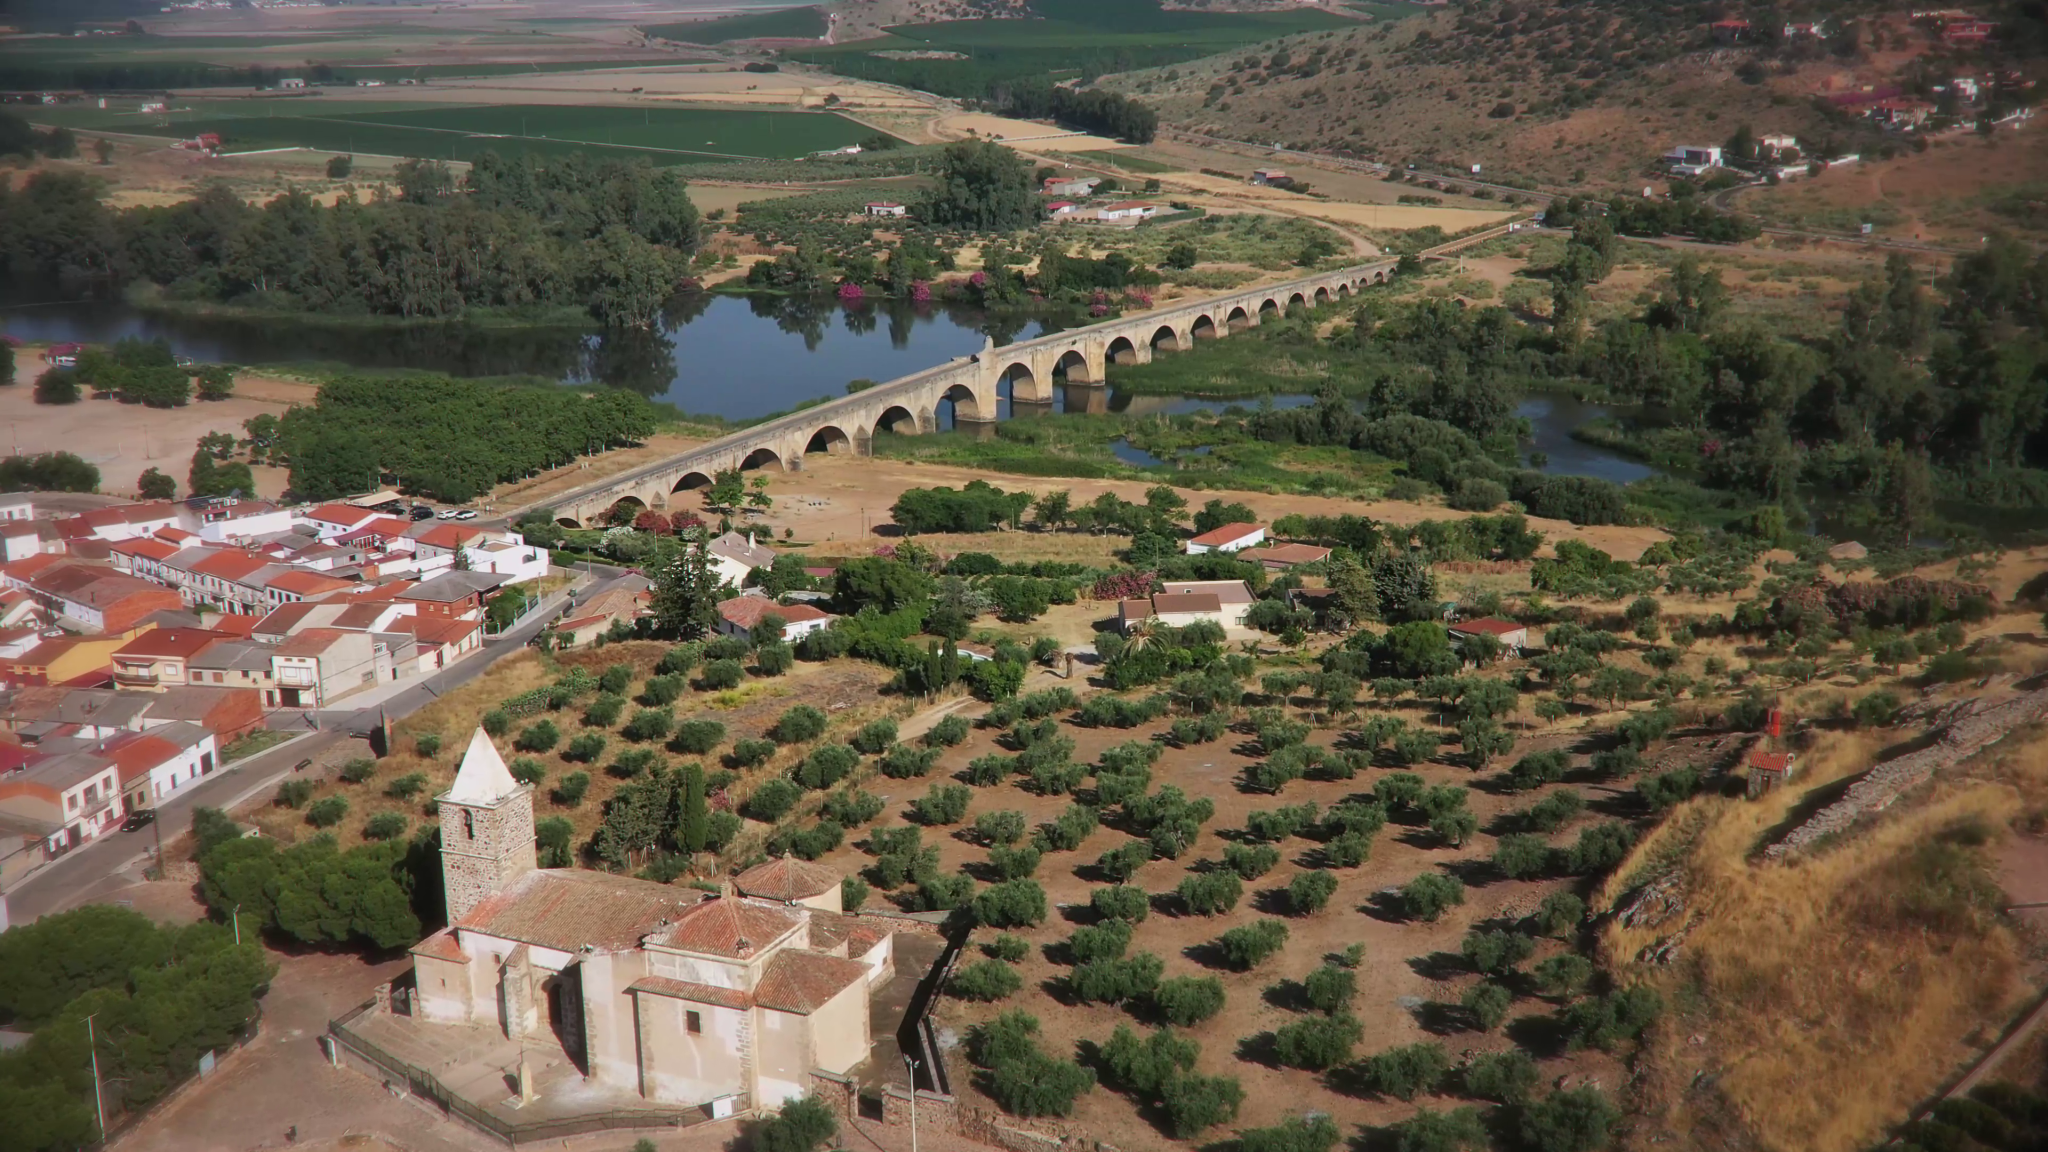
[101,1007,264,1150]
[327,1002,715,1147]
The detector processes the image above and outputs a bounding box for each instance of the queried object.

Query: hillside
[1102,0,2045,190]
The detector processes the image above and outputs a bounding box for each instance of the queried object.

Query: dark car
[373,500,406,515]
[122,809,156,832]
[410,505,436,521]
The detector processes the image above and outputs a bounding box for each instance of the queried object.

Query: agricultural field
[642,5,830,44]
[41,101,874,164]
[786,0,1373,99]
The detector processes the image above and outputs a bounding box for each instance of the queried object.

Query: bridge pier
[956,416,999,440]
[1011,398,1054,419]
[1061,382,1107,415]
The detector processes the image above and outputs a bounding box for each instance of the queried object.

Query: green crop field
[786,0,1373,100]
[36,102,871,163]
[642,5,828,44]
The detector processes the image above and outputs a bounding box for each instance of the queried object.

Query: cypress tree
[678,762,709,855]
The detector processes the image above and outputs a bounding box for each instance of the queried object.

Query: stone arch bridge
[536,258,1398,527]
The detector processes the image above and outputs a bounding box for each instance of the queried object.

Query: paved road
[1,570,630,925]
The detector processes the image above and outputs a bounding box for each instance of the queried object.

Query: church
[403,728,898,1113]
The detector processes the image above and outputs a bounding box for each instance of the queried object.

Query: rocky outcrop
[1764,688,2048,860]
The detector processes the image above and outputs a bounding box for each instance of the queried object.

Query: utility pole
[232,903,241,946]
[902,1053,919,1152]
[86,1013,106,1140]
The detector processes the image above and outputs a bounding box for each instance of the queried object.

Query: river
[1,295,1657,481]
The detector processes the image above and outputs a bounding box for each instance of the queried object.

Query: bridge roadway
[531,258,1400,526]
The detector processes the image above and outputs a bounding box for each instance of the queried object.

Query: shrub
[564,733,608,763]
[745,779,803,823]
[1462,981,1513,1030]
[583,694,626,728]
[1854,689,1902,727]
[697,658,744,691]
[988,844,1041,880]
[911,869,975,912]
[975,809,1028,845]
[1177,871,1243,915]
[1274,1012,1362,1070]
[1217,919,1289,969]
[275,779,313,809]
[553,772,590,806]
[1361,1041,1450,1101]
[1032,803,1099,852]
[1069,920,1132,963]
[509,757,547,786]
[306,795,350,828]
[1323,829,1374,868]
[1465,1048,1540,1104]
[926,713,971,747]
[1153,976,1226,1026]
[795,744,859,790]
[880,743,941,779]
[386,773,427,799]
[1494,833,1553,879]
[951,959,1023,1001]
[1508,749,1570,790]
[964,753,1011,786]
[840,877,869,912]
[339,758,376,784]
[1536,891,1585,937]
[1395,1106,1488,1152]
[985,933,1030,962]
[1522,788,1586,833]
[657,645,700,676]
[728,737,777,768]
[1462,929,1536,975]
[851,718,899,755]
[1091,884,1149,924]
[610,748,660,779]
[1534,953,1595,998]
[641,674,685,706]
[770,819,843,861]
[1520,1087,1620,1152]
[754,642,794,676]
[1239,1116,1342,1152]
[822,788,884,826]
[1289,869,1340,915]
[1070,952,1163,1004]
[975,879,1048,928]
[1562,986,1662,1050]
[622,708,673,743]
[1565,821,1637,875]
[771,704,829,744]
[914,783,973,825]
[1101,1021,1196,1094]
[481,709,509,737]
[363,812,409,841]
[515,720,560,752]
[671,719,726,754]
[753,1094,837,1152]
[1246,802,1321,841]
[1161,1072,1244,1138]
[1402,873,1466,922]
[1224,841,1281,879]
[1303,962,1356,1012]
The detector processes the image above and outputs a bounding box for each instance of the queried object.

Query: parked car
[409,505,436,521]
[454,509,479,521]
[436,508,459,520]
[122,809,156,832]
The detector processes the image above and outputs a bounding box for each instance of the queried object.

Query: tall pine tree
[677,762,709,855]
[651,526,721,639]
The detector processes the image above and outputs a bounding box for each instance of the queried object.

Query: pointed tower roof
[442,727,519,805]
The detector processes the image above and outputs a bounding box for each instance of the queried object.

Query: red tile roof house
[715,597,834,645]
[1160,579,1256,628]
[1746,749,1797,797]
[303,503,385,539]
[1,559,184,634]
[110,627,229,691]
[54,502,180,544]
[1242,542,1332,571]
[184,549,278,614]
[105,722,218,813]
[1448,616,1530,655]
[399,572,507,623]
[249,567,358,611]
[400,614,483,673]
[0,747,123,856]
[1119,590,1227,633]
[271,628,378,708]
[552,586,651,648]
[138,685,265,741]
[0,519,65,564]
[1184,522,1266,555]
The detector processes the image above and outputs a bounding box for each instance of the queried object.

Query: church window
[686,1011,702,1034]
[463,809,474,840]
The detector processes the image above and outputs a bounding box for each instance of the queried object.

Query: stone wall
[1764,687,2048,859]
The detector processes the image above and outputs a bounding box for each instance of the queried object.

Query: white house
[0,495,34,521]
[107,722,218,812]
[278,77,306,89]
[1663,145,1723,175]
[705,531,775,590]
[863,202,907,217]
[1184,522,1266,554]
[1448,616,1529,655]
[715,597,833,645]
[1159,580,1256,629]
[1096,201,1159,222]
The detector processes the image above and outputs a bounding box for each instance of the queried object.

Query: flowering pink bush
[837,282,866,301]
[910,281,932,303]
[1125,290,1154,309]
[1091,570,1159,601]
[1701,440,1722,457]
[1090,303,1110,317]
[969,270,990,288]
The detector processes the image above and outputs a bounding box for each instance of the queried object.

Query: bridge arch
[874,404,919,436]
[603,495,647,526]
[1288,291,1308,310]
[1226,305,1251,332]
[555,516,583,530]
[1259,298,1281,319]
[939,382,986,424]
[1107,335,1140,365]
[671,470,713,494]
[740,447,785,472]
[1335,282,1351,298]
[1190,314,1219,341]
[1313,286,1330,305]
[1054,348,1096,385]
[1151,324,1185,352]
[1001,360,1049,405]
[805,425,854,456]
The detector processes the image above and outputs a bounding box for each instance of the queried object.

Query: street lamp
[231,903,241,946]
[86,1013,106,1140]
[902,1052,919,1152]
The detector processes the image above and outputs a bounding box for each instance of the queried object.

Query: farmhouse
[1242,542,1331,571]
[1160,580,1256,629]
[1710,18,1751,42]
[1663,145,1723,175]
[705,531,775,590]
[362,730,932,1124]
[1251,168,1289,185]
[1042,175,1099,197]
[1448,616,1528,656]
[715,596,833,644]
[277,77,306,89]
[1184,522,1266,554]
[863,202,907,217]
[1095,201,1158,222]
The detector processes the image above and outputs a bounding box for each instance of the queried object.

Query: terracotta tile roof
[655,896,802,959]
[409,927,469,964]
[627,976,752,1011]
[1161,580,1252,605]
[716,598,831,631]
[408,616,480,646]
[189,551,271,581]
[264,570,354,597]
[414,524,483,551]
[1749,751,1793,772]
[456,869,692,952]
[102,732,182,786]
[1187,522,1264,548]
[275,627,347,657]
[254,602,323,636]
[305,504,378,527]
[806,911,891,959]
[203,615,259,638]
[1,554,66,581]
[1151,592,1223,615]
[351,580,419,602]
[115,538,182,563]
[754,950,869,1015]
[113,628,226,660]
[1449,617,1525,636]
[735,857,841,902]
[1119,598,1153,621]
